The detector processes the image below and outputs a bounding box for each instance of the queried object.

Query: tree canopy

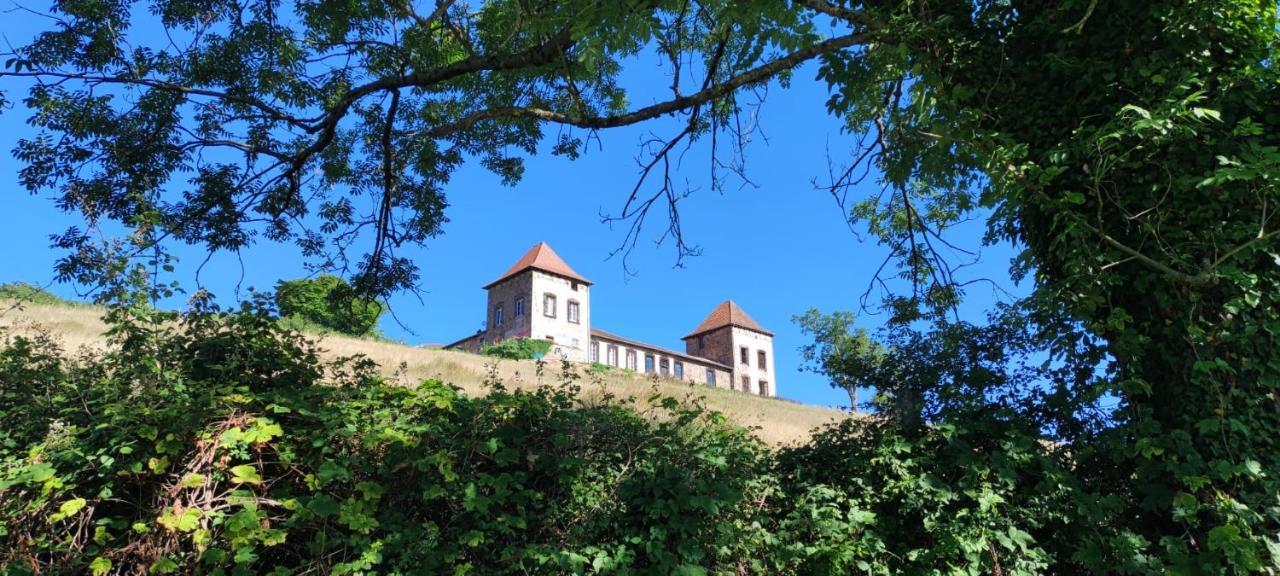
[3,0,1279,573]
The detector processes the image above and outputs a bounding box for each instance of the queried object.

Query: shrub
[481,337,552,360]
[587,362,613,375]
[273,275,383,337]
[0,299,777,574]
[0,282,77,306]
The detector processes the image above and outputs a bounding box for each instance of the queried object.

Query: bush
[0,282,77,306]
[0,299,777,574]
[273,275,383,337]
[481,337,552,360]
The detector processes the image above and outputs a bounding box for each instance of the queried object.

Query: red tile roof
[683,300,772,338]
[485,242,591,288]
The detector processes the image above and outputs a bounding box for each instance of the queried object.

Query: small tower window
[543,293,557,318]
[567,300,580,324]
[758,350,767,370]
[759,380,770,396]
[571,281,579,291]
[697,335,705,350]
[740,375,750,391]
[494,304,504,327]
[514,297,525,317]
[739,347,749,365]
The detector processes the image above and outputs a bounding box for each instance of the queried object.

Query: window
[659,358,670,376]
[739,347,749,365]
[705,368,715,385]
[543,293,557,317]
[697,335,705,350]
[571,281,579,291]
[674,361,684,380]
[514,297,525,317]
[493,304,504,327]
[626,350,637,370]
[607,345,619,366]
[644,354,655,374]
[571,338,580,349]
[590,341,599,363]
[740,375,750,391]
[567,300,580,324]
[759,380,770,396]
[758,350,767,370]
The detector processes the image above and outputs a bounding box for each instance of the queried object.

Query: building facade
[445,242,777,397]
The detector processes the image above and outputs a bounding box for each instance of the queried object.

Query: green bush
[480,337,552,360]
[273,275,383,337]
[0,282,77,306]
[0,300,777,574]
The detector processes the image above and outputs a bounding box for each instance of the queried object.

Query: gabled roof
[683,300,773,338]
[485,242,591,288]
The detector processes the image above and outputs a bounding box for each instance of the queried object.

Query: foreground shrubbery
[0,302,1272,574]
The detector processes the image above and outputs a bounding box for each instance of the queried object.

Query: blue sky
[0,9,1024,409]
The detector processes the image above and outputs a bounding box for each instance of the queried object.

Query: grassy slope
[0,300,849,445]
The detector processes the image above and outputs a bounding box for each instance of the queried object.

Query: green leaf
[89,557,112,576]
[229,464,262,485]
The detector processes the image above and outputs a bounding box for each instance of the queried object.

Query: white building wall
[729,327,777,397]
[529,271,592,362]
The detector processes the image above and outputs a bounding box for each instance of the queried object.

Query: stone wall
[484,270,534,342]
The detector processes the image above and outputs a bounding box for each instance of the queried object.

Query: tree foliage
[481,337,552,360]
[3,0,1279,573]
[274,275,383,336]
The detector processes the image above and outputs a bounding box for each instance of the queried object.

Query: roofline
[591,328,732,370]
[482,267,594,290]
[443,330,485,349]
[682,322,774,340]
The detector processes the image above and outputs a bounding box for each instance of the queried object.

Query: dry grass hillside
[0,300,850,445]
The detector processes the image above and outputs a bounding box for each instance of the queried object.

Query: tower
[482,242,592,361]
[682,301,776,396]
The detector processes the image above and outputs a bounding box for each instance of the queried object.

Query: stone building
[445,242,778,397]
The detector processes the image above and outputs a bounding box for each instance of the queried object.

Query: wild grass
[0,299,849,445]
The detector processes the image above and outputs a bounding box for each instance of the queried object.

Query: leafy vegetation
[481,337,553,361]
[2,0,1278,573]
[0,282,78,307]
[274,276,384,337]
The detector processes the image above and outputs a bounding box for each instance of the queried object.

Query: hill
[0,299,848,445]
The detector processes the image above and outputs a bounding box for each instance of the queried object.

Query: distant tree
[0,282,74,306]
[274,275,382,337]
[794,309,882,409]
